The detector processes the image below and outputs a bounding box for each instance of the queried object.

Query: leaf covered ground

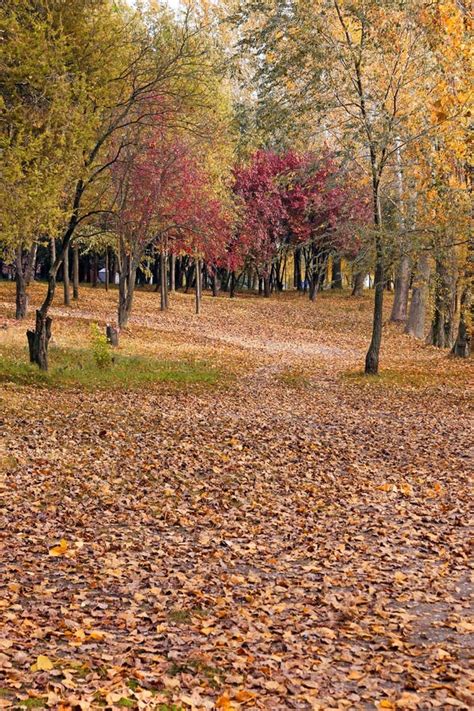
[0,284,473,710]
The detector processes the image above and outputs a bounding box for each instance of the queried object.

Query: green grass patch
[342,368,445,390]
[0,346,220,391]
[277,368,309,388]
[16,699,47,709]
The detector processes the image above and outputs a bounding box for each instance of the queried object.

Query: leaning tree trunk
[390,254,411,322]
[405,253,430,339]
[27,178,84,369]
[15,247,28,320]
[63,243,71,306]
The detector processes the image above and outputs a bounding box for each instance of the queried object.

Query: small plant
[90,323,112,369]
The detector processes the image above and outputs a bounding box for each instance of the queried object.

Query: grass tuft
[0,346,220,391]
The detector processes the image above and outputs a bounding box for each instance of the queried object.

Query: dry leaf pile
[0,284,473,710]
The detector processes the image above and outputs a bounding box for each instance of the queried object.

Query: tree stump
[106,325,119,347]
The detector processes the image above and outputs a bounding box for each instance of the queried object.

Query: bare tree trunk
[390,254,411,322]
[63,243,71,306]
[92,253,98,288]
[105,249,109,292]
[451,286,471,358]
[160,248,168,311]
[263,273,270,298]
[331,256,343,289]
[351,270,365,296]
[25,243,37,285]
[365,183,384,375]
[405,254,430,339]
[72,244,79,300]
[117,247,137,329]
[195,258,202,314]
[229,271,236,298]
[169,252,176,292]
[15,247,28,320]
[428,256,457,348]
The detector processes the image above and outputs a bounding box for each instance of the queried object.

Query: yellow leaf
[378,701,396,710]
[234,689,257,702]
[377,483,393,492]
[88,630,105,641]
[216,692,235,710]
[49,539,68,557]
[394,571,407,584]
[399,482,413,496]
[31,654,54,671]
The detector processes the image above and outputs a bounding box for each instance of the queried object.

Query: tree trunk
[331,257,343,289]
[63,243,71,306]
[294,247,303,290]
[15,248,28,320]
[390,254,410,322]
[351,270,365,296]
[25,243,37,285]
[428,257,456,348]
[26,178,84,369]
[365,183,384,375]
[105,249,109,292]
[92,253,98,288]
[229,271,236,298]
[106,324,119,347]
[169,253,176,292]
[72,244,79,300]
[160,249,168,311]
[211,269,219,296]
[195,258,202,314]
[118,250,137,329]
[405,253,430,339]
[451,286,471,358]
[27,310,52,371]
[263,274,270,298]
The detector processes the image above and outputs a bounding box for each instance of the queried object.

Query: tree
[6,0,225,369]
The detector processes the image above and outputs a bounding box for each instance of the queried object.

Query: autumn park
[0,0,472,709]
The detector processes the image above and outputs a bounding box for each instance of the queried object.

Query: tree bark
[331,256,343,289]
[105,249,110,292]
[27,310,52,371]
[63,243,71,306]
[229,271,236,298]
[195,258,202,314]
[451,286,471,358]
[428,256,457,348]
[15,247,28,320]
[118,248,137,329]
[72,244,79,300]
[365,182,384,375]
[263,274,271,298]
[160,248,168,310]
[351,270,365,296]
[169,252,176,292]
[405,253,430,339]
[390,254,410,322]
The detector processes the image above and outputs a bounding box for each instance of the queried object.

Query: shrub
[90,323,112,369]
